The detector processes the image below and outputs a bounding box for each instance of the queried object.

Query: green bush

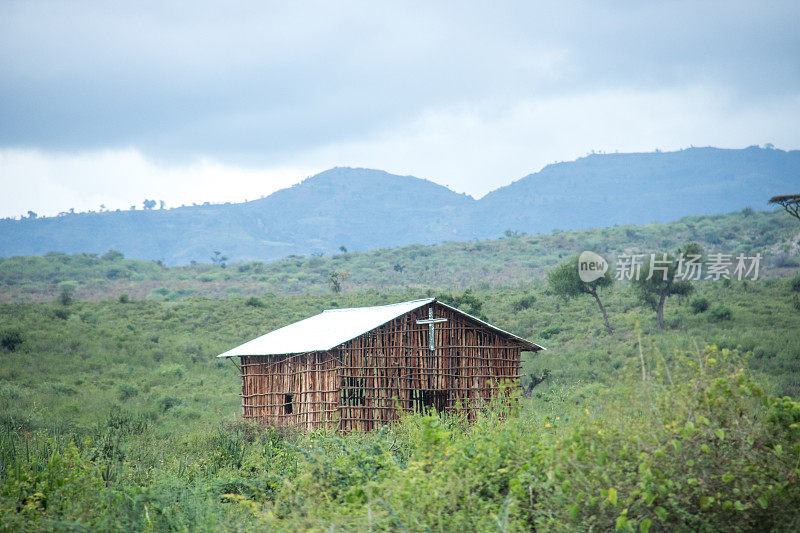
[158,363,185,379]
[0,328,24,351]
[117,383,139,401]
[517,346,800,532]
[158,396,182,412]
[791,274,800,293]
[245,296,265,308]
[690,296,710,313]
[511,293,537,311]
[709,304,733,321]
[52,308,71,320]
[101,249,125,261]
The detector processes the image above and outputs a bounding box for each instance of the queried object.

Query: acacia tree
[211,250,228,268]
[632,244,698,330]
[769,194,800,222]
[547,256,614,335]
[328,270,348,293]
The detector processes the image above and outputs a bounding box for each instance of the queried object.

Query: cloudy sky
[1,1,799,218]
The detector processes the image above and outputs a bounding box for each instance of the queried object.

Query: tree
[769,194,800,222]
[57,281,77,306]
[101,249,125,261]
[27,210,38,219]
[328,270,348,293]
[548,256,614,335]
[143,199,157,210]
[211,250,228,268]
[159,200,166,210]
[632,246,697,330]
[339,245,348,253]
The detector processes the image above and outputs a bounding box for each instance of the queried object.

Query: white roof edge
[321,297,434,314]
[216,298,434,357]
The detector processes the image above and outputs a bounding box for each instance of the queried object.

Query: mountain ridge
[1,146,798,265]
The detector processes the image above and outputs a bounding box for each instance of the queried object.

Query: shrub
[80,311,100,324]
[101,249,125,261]
[57,280,78,305]
[708,304,733,321]
[773,253,800,268]
[690,296,710,314]
[118,294,131,303]
[158,396,182,412]
[511,293,537,311]
[790,274,800,293]
[0,382,22,401]
[105,268,130,280]
[153,287,170,297]
[514,346,800,532]
[52,383,77,396]
[159,363,185,379]
[245,296,265,308]
[0,328,24,352]
[117,383,139,401]
[58,288,74,306]
[539,325,564,339]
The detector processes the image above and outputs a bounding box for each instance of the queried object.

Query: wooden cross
[416,307,448,351]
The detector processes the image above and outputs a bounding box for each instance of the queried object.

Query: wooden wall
[239,302,522,432]
[240,351,339,431]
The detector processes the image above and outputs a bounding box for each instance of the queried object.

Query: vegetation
[632,248,695,330]
[0,207,798,529]
[770,194,800,222]
[547,255,614,334]
[1,209,797,304]
[0,272,799,529]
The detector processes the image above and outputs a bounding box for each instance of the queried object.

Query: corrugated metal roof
[217,298,434,357]
[217,298,544,357]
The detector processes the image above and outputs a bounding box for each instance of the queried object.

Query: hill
[1,208,797,303]
[477,145,800,235]
[0,168,475,265]
[0,146,798,264]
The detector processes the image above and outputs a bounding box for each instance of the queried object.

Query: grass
[0,273,799,529]
[1,209,797,303]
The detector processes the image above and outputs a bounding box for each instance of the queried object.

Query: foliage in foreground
[0,275,799,530]
[1,346,799,531]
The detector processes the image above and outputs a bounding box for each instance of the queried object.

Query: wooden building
[217,298,543,431]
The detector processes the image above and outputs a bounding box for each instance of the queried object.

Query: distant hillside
[478,146,800,235]
[1,146,798,264]
[1,209,797,303]
[0,168,475,265]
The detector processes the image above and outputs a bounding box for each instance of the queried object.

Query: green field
[1,213,800,531]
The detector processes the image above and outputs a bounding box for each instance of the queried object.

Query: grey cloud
[1,0,798,161]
